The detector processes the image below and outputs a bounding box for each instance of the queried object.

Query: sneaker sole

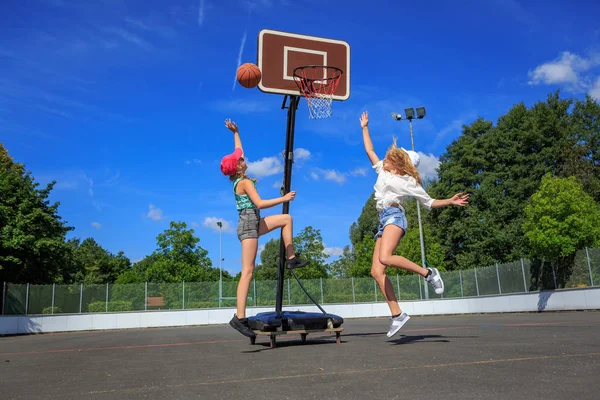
[286,262,309,270]
[386,315,411,338]
[229,320,256,338]
[432,268,445,295]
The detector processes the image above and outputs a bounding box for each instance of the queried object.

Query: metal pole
[396,275,401,300]
[521,258,528,292]
[552,265,557,289]
[418,276,423,299]
[586,248,594,286]
[320,278,324,304]
[219,224,222,308]
[374,279,377,302]
[145,282,148,311]
[105,283,109,312]
[79,284,83,313]
[182,281,185,310]
[51,283,55,314]
[409,118,430,300]
[2,282,6,315]
[496,263,502,294]
[275,95,299,317]
[474,268,480,296]
[351,277,356,303]
[25,283,29,315]
[459,270,464,297]
[287,278,291,305]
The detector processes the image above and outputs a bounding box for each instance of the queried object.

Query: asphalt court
[1,311,598,399]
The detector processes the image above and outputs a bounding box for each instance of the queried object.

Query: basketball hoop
[293,65,343,119]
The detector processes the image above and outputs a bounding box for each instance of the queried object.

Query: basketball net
[294,66,342,119]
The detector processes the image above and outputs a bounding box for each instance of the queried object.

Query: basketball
[236,62,261,88]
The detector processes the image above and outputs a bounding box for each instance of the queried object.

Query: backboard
[257,29,350,101]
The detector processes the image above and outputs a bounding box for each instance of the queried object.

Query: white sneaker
[426,268,444,295]
[387,312,410,338]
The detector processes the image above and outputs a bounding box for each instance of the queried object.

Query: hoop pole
[275,95,299,316]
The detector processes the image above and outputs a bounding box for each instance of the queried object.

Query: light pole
[216,221,223,307]
[392,106,430,299]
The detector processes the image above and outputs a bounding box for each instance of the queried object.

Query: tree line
[1,91,600,291]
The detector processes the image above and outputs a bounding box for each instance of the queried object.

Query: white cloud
[146,204,164,221]
[203,217,234,233]
[198,0,205,26]
[246,156,283,178]
[294,148,311,161]
[258,244,266,256]
[186,158,202,165]
[232,31,247,91]
[106,28,153,51]
[314,168,346,184]
[272,181,282,189]
[527,51,600,93]
[190,221,200,228]
[54,180,78,190]
[417,152,441,181]
[324,246,344,257]
[591,77,600,100]
[83,173,94,197]
[310,168,360,185]
[91,222,102,229]
[348,168,367,176]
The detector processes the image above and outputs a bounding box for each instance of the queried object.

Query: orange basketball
[236,62,261,88]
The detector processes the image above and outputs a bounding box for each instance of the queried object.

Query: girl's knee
[371,268,385,280]
[378,254,392,267]
[241,265,255,277]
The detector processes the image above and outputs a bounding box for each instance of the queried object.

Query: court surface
[1,311,598,399]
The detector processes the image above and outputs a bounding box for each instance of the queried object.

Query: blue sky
[1,0,599,276]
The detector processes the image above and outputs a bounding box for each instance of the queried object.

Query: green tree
[428,92,575,270]
[565,94,600,202]
[254,238,279,280]
[122,222,223,283]
[523,175,600,288]
[349,193,378,248]
[0,143,73,284]
[69,238,131,284]
[328,245,355,278]
[253,226,329,280]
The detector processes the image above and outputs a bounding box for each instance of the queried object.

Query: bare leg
[371,238,402,316]
[259,214,296,258]
[236,238,258,318]
[378,225,428,277]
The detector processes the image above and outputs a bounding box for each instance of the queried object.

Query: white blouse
[372,160,435,213]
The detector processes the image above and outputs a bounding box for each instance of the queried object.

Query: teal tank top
[233,178,258,211]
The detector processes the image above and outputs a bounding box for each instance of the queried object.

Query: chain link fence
[2,247,599,315]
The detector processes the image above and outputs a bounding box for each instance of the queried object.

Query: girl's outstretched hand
[450,193,470,206]
[225,119,238,133]
[360,111,369,128]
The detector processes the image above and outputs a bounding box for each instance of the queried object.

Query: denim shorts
[237,208,262,241]
[374,207,408,238]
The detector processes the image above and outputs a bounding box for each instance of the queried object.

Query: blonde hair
[385,137,422,185]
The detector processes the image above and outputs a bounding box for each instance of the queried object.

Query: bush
[42,306,61,314]
[88,301,133,313]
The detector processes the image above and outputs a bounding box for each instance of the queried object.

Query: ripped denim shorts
[374,206,408,238]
